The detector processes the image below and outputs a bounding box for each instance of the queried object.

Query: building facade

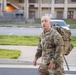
[0,0,76,19]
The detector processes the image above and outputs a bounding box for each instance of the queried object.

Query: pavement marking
[20,27,24,29]
[0,27,6,29]
[9,33,14,35]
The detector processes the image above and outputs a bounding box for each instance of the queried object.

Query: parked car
[50,20,70,30]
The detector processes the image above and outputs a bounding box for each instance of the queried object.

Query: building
[0,0,76,19]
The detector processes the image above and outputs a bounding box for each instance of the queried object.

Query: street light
[48,0,50,14]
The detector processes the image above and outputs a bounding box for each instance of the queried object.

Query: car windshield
[51,21,67,26]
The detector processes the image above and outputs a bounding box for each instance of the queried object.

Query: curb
[0,59,40,65]
[0,59,33,65]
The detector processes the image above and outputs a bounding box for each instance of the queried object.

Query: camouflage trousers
[38,63,65,75]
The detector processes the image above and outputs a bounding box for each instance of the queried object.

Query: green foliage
[35,18,41,23]
[64,19,76,28]
[0,49,20,59]
[64,19,76,24]
[0,19,76,28]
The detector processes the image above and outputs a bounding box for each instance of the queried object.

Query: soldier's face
[41,18,50,30]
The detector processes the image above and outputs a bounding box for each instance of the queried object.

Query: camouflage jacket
[35,28,64,65]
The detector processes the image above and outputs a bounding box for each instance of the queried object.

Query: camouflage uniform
[35,28,65,75]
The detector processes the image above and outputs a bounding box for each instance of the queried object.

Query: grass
[0,35,76,46]
[71,36,76,46]
[0,35,75,59]
[0,35,38,46]
[0,49,20,59]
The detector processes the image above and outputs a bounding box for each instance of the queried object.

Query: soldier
[33,16,65,75]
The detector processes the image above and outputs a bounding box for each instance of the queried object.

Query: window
[57,11,63,19]
[29,11,35,18]
[55,0,58,3]
[71,0,76,2]
[67,11,74,19]
[19,0,24,3]
[29,0,35,3]
[29,5,34,8]
[55,0,64,4]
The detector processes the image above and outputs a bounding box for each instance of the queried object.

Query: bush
[35,18,41,23]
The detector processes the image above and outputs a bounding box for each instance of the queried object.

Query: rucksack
[52,25,74,55]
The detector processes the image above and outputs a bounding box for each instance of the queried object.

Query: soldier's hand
[33,59,37,66]
[48,61,55,70]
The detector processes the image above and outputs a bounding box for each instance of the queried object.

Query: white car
[50,20,70,30]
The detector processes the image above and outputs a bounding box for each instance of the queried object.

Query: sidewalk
[0,45,76,66]
[0,45,40,65]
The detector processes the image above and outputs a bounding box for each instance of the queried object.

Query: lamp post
[0,0,3,16]
[47,0,51,18]
[48,0,50,14]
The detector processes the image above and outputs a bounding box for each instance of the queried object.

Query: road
[0,65,76,75]
[0,27,76,36]
[0,65,38,75]
[0,27,42,36]
[0,27,76,75]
